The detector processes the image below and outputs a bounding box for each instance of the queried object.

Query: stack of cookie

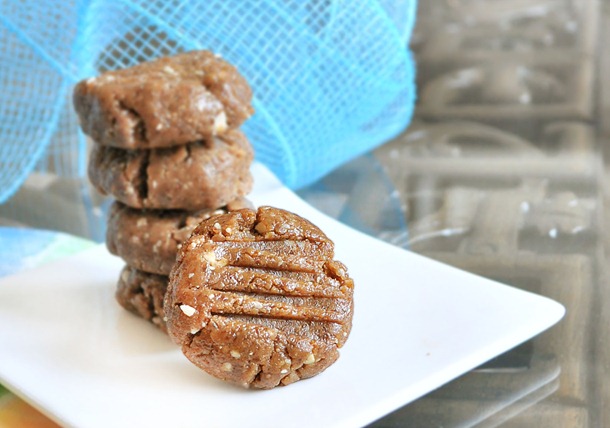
[73,51,255,332]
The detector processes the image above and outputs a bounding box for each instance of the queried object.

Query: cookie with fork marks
[164,206,354,389]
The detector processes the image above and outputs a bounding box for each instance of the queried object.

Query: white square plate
[0,164,564,428]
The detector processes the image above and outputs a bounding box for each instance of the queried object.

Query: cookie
[116,265,169,332]
[164,206,354,389]
[107,198,254,276]
[88,129,253,210]
[73,50,254,149]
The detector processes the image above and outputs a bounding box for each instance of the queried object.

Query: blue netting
[0,0,416,201]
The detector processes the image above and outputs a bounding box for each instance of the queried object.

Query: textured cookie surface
[116,265,169,332]
[73,50,254,148]
[88,129,253,210]
[164,206,354,389]
[107,198,253,275]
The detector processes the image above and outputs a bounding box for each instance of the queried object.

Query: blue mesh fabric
[0,0,416,201]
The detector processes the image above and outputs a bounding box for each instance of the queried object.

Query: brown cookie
[116,265,169,332]
[107,198,254,276]
[73,50,254,149]
[164,206,354,389]
[89,129,253,210]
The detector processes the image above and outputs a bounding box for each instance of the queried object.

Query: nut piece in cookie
[73,50,254,148]
[164,206,354,389]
